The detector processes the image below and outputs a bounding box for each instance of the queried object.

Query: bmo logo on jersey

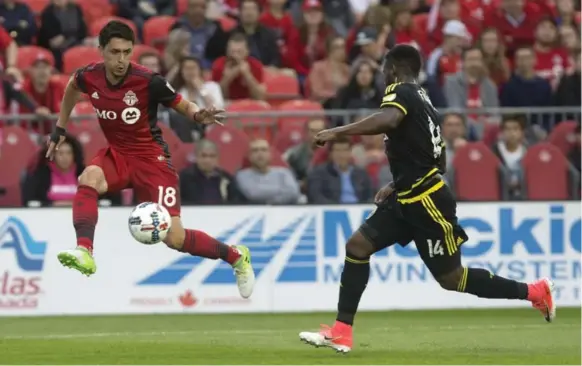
[94,108,117,120]
[121,107,141,124]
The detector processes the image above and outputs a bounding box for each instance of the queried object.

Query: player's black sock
[461,268,528,300]
[336,253,370,326]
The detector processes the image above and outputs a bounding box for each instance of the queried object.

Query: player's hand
[46,126,66,161]
[313,129,338,147]
[239,61,250,75]
[193,107,225,126]
[374,182,395,204]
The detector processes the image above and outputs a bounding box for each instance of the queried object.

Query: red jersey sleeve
[149,74,181,108]
[0,27,12,51]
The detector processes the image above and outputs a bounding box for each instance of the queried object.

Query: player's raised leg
[57,165,108,276]
[299,201,411,353]
[163,217,255,298]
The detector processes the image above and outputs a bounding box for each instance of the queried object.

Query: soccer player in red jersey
[46,21,255,299]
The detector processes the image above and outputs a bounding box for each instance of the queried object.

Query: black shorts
[360,182,468,277]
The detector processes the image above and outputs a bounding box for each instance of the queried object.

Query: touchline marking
[0,324,576,340]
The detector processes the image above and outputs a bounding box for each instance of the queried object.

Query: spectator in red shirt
[211,32,266,100]
[425,0,480,54]
[426,20,469,84]
[258,0,301,71]
[307,36,350,103]
[20,54,61,135]
[296,0,335,76]
[0,26,21,82]
[483,0,544,54]
[389,3,421,50]
[533,17,570,88]
[477,28,511,87]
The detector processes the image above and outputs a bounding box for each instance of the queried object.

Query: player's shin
[179,229,241,264]
[72,185,99,253]
[457,267,529,300]
[336,253,371,326]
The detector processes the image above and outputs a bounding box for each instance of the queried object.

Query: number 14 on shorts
[427,239,444,257]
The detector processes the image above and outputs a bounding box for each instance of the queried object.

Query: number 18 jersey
[381,82,444,194]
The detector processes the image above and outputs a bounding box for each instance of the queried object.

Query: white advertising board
[0,202,580,316]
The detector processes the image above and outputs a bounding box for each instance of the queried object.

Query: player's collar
[105,63,132,89]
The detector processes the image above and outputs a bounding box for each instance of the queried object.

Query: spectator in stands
[425,0,479,53]
[138,52,163,74]
[347,4,390,61]
[0,0,36,45]
[0,71,49,128]
[296,0,335,77]
[180,140,244,205]
[500,46,553,122]
[444,47,499,128]
[232,0,281,69]
[533,17,570,88]
[554,50,581,113]
[284,118,326,185]
[307,36,350,103]
[558,24,581,57]
[477,28,511,87]
[492,114,529,199]
[483,0,544,53]
[351,134,386,189]
[555,0,579,26]
[291,0,354,38]
[388,3,420,50]
[22,134,83,207]
[236,139,300,204]
[211,32,266,100]
[0,26,22,81]
[426,20,468,84]
[306,137,372,204]
[259,0,301,72]
[164,29,192,82]
[38,0,87,71]
[171,56,224,141]
[20,54,63,136]
[441,112,468,184]
[117,0,175,39]
[332,60,383,115]
[350,27,385,74]
[171,0,229,70]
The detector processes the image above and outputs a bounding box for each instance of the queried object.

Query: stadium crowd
[0,0,580,207]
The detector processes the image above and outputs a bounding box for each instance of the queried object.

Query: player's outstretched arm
[172,98,224,126]
[334,108,405,136]
[46,76,81,160]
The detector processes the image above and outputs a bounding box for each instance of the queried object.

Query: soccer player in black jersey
[298,45,555,354]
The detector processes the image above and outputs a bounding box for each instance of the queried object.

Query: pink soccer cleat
[299,321,353,353]
[527,277,556,322]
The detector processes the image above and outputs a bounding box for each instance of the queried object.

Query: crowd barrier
[0,202,580,316]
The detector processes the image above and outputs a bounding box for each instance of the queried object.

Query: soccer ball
[128,202,172,245]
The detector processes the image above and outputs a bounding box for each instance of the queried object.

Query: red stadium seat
[177,0,188,15]
[158,123,182,157]
[482,123,500,147]
[68,125,108,166]
[265,73,300,107]
[131,44,160,63]
[205,124,250,175]
[452,142,503,200]
[77,0,115,24]
[548,121,579,156]
[277,100,324,130]
[522,143,572,200]
[50,74,70,90]
[63,46,101,74]
[89,16,137,37]
[226,99,274,141]
[143,16,177,49]
[273,130,304,154]
[18,46,55,70]
[0,126,39,207]
[241,146,289,168]
[171,142,196,172]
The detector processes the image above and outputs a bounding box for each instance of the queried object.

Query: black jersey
[381,82,444,197]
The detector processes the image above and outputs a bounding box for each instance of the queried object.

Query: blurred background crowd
[0,0,580,208]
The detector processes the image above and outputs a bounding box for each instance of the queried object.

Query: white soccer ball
[128,202,172,245]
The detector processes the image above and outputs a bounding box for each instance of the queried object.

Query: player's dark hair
[501,114,527,130]
[383,44,422,78]
[99,21,135,48]
[461,46,482,60]
[328,136,352,151]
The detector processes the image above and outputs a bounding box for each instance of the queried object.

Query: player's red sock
[73,185,99,254]
[181,229,241,265]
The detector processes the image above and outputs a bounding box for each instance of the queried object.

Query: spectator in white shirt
[492,114,528,199]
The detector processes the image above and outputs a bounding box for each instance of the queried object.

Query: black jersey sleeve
[149,74,180,107]
[380,83,412,116]
[74,67,88,93]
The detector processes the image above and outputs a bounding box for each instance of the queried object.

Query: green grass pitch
[0,308,580,364]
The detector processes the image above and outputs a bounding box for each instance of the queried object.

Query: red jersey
[20,79,64,114]
[259,11,302,70]
[74,62,181,159]
[534,47,570,85]
[483,3,544,53]
[211,56,264,100]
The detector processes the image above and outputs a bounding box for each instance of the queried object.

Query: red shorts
[90,147,181,216]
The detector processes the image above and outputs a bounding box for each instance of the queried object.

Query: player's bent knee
[346,231,375,258]
[435,266,464,291]
[78,166,107,193]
